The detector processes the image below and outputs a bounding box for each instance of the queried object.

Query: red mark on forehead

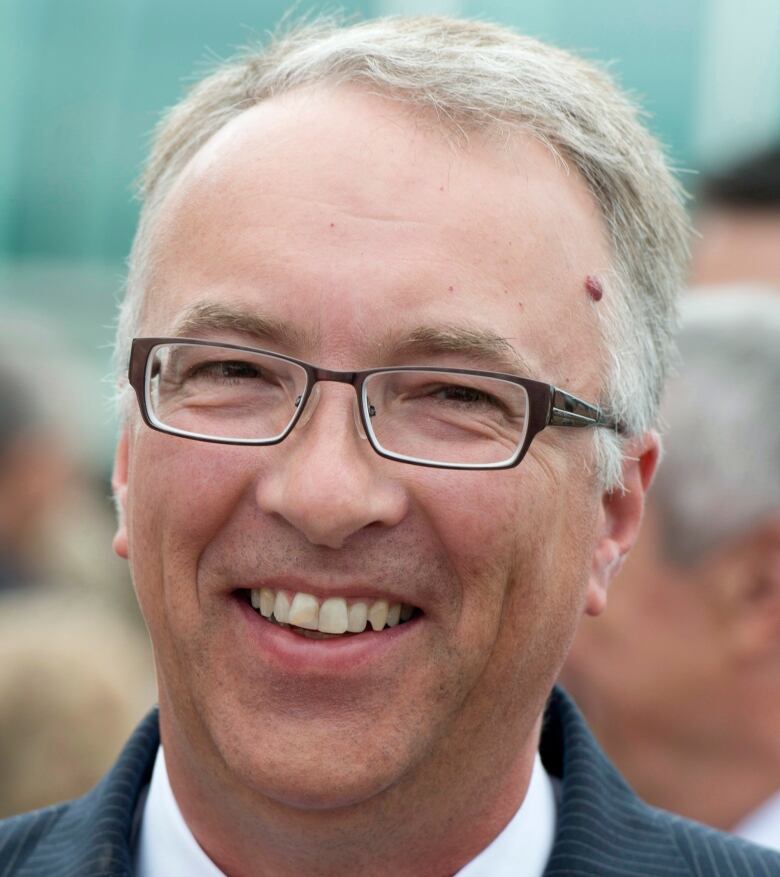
[585,275,603,302]
[448,285,454,292]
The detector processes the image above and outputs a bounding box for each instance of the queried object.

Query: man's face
[115,86,615,811]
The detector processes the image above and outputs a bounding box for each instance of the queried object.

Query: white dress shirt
[733,790,780,853]
[135,746,556,877]
[454,752,557,876]
[134,747,225,877]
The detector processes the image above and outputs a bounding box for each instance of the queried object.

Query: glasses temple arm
[549,388,621,431]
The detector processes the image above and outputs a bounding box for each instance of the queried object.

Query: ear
[112,428,130,560]
[716,515,780,663]
[585,431,660,616]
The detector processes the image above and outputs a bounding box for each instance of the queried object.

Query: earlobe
[112,428,130,560]
[585,431,661,616]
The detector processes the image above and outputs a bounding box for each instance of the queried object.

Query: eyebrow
[387,325,536,376]
[169,301,316,351]
[167,302,534,375]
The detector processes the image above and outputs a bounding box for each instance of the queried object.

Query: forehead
[142,86,610,383]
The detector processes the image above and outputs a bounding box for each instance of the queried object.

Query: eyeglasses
[129,338,620,470]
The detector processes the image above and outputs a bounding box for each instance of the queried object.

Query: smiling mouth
[238,588,420,639]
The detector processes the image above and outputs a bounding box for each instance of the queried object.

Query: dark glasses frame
[129,337,621,470]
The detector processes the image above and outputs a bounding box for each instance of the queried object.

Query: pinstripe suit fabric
[1,689,778,876]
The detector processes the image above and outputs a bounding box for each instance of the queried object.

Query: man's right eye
[186,359,263,382]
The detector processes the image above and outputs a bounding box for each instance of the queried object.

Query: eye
[431,384,497,405]
[187,359,263,382]
[408,381,507,413]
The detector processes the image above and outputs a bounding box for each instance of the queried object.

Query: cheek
[417,463,594,735]
[414,470,524,584]
[419,461,581,584]
[495,463,596,666]
[126,434,254,620]
[413,468,554,651]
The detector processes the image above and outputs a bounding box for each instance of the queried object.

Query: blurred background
[2,0,780,820]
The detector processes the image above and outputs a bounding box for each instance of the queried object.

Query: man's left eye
[435,384,490,403]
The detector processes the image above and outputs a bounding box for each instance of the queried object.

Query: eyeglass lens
[147,343,308,442]
[363,370,528,466]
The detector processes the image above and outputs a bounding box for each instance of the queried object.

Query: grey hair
[653,288,780,564]
[116,15,690,487]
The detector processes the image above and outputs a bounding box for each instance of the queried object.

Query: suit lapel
[541,688,688,876]
[32,708,160,877]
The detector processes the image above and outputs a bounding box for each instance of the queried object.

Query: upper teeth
[250,589,414,635]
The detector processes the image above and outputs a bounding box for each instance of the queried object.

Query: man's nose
[254,385,409,549]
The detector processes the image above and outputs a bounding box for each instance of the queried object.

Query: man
[690,143,780,288]
[562,291,780,852]
[1,16,776,876]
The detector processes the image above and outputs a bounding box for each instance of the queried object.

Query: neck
[160,702,542,877]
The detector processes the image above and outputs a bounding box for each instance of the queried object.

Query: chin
[227,741,408,812]
[197,698,418,813]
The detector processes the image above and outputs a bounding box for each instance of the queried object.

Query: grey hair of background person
[115,15,690,488]
[0,315,107,468]
[653,289,780,564]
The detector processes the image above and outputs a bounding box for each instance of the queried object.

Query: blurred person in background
[0,313,139,619]
[0,313,155,816]
[690,143,780,288]
[0,591,154,818]
[562,291,780,851]
[0,357,63,592]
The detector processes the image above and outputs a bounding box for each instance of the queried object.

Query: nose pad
[352,394,367,440]
[295,384,368,440]
[296,384,321,430]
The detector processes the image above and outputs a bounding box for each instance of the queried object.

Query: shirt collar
[135,746,226,877]
[733,789,780,853]
[135,746,556,877]
[454,752,557,877]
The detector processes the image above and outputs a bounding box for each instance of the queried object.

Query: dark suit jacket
[1,688,778,876]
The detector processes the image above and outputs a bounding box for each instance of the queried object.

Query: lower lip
[232,594,423,674]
